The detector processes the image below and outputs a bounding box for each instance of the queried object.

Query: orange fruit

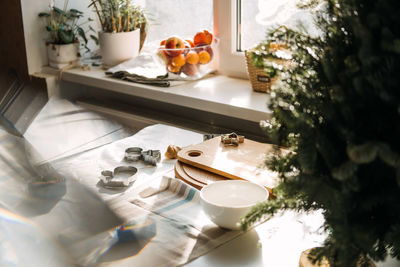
[194,44,213,59]
[186,51,199,64]
[171,54,186,67]
[198,50,211,64]
[167,63,181,73]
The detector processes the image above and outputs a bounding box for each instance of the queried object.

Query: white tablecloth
[49,124,249,266]
[0,115,330,267]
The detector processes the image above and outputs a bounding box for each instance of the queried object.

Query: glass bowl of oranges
[156,30,219,79]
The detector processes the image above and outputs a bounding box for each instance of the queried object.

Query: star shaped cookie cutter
[141,150,161,166]
[99,166,138,189]
[221,133,245,146]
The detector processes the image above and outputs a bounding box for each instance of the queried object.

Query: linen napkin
[105,53,172,87]
[105,53,216,87]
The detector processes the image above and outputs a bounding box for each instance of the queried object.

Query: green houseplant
[39,0,95,69]
[241,0,400,266]
[88,0,147,67]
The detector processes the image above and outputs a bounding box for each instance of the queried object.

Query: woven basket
[245,50,278,93]
[245,25,290,93]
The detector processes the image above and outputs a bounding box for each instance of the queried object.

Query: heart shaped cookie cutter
[124,147,161,166]
[99,166,138,189]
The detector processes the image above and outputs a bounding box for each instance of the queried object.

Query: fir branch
[254,0,400,265]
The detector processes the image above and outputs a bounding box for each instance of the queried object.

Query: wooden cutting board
[182,162,226,184]
[177,137,280,188]
[175,161,274,197]
[175,161,227,189]
[174,160,207,190]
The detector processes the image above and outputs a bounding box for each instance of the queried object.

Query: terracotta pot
[99,29,140,68]
[46,43,79,69]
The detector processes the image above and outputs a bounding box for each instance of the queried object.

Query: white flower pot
[47,43,79,69]
[99,29,140,68]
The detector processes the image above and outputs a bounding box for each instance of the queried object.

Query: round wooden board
[174,161,206,190]
[176,161,275,198]
[181,162,226,184]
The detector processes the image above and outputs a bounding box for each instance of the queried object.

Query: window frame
[213,0,248,79]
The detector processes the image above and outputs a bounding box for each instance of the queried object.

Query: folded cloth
[105,53,171,87]
[106,70,171,87]
[105,52,215,87]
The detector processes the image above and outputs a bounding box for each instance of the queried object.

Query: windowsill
[51,66,272,123]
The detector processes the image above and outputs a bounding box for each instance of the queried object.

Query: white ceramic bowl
[200,180,269,230]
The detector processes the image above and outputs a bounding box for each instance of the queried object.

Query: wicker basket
[245,25,291,93]
[245,50,278,93]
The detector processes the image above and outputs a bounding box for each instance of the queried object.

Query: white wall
[20,0,100,75]
[20,0,49,75]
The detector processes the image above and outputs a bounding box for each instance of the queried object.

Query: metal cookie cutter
[124,147,161,166]
[124,147,143,162]
[141,150,161,166]
[99,166,138,189]
[221,133,245,146]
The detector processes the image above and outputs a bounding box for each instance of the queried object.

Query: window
[238,0,319,51]
[139,0,213,46]
[214,0,247,78]
[216,0,320,78]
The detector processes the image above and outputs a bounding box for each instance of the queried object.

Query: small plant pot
[47,43,79,69]
[99,29,140,68]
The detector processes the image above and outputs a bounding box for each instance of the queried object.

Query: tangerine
[171,54,186,67]
[198,50,211,64]
[167,63,181,73]
[186,51,199,64]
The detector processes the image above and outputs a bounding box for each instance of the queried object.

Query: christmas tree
[241,0,400,266]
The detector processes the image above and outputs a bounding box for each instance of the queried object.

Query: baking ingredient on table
[164,145,182,159]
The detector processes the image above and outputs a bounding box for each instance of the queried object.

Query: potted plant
[39,0,94,69]
[245,25,292,93]
[89,0,147,67]
[241,0,400,266]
